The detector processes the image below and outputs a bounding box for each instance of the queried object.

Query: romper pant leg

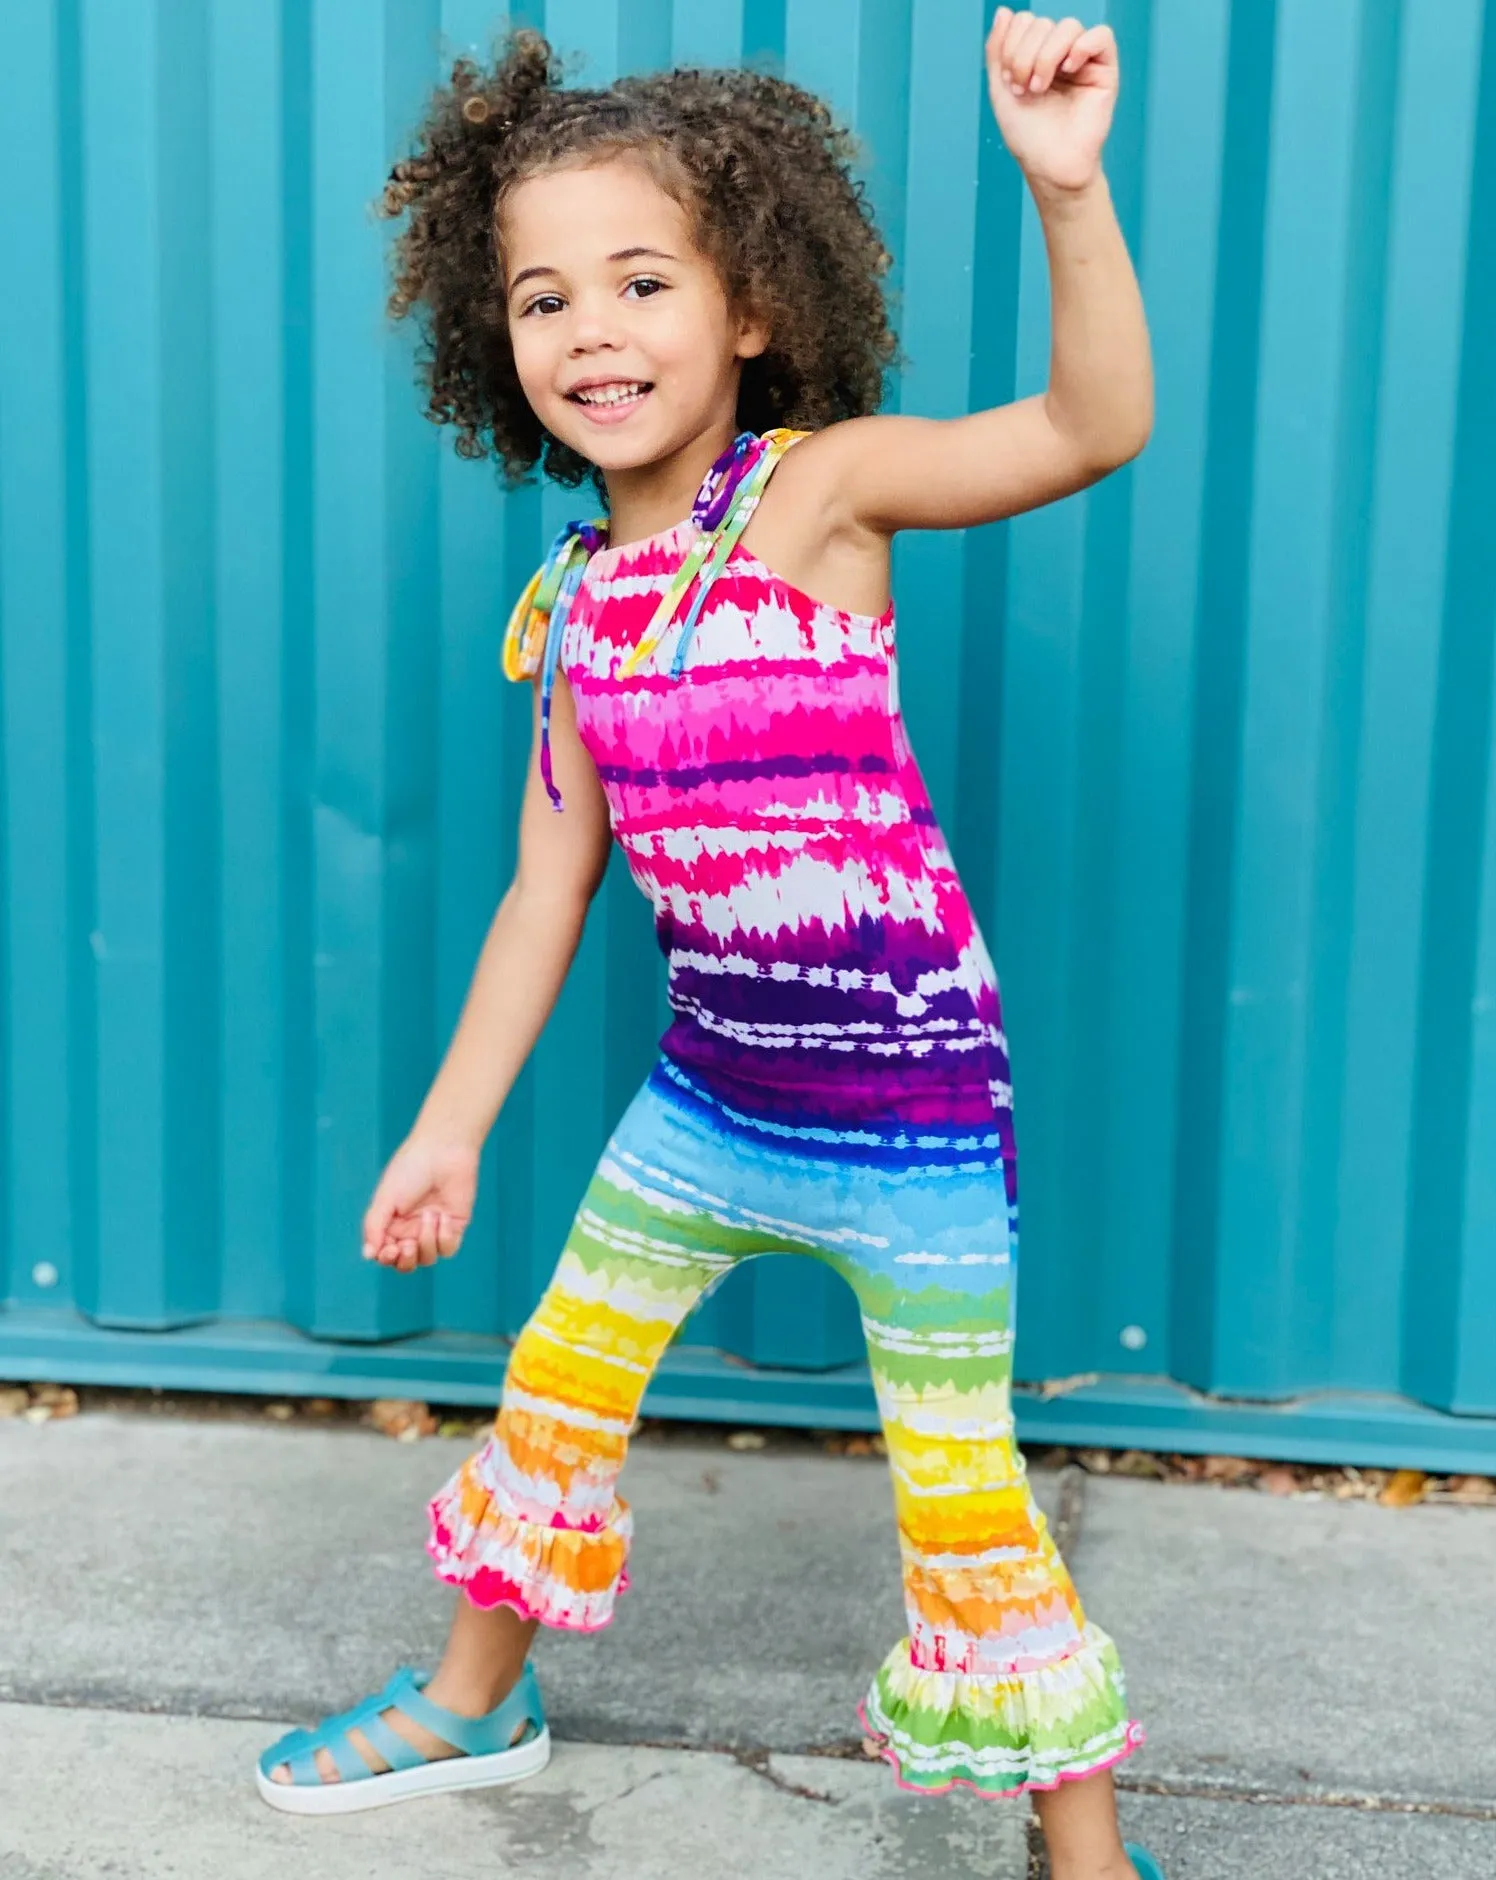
[427,1074,767,1630]
[847,1158,1142,1797]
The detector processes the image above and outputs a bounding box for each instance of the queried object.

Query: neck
[602,416,740,548]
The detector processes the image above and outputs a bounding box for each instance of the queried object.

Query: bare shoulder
[738,419,899,620]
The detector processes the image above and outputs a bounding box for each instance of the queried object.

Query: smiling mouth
[566,380,653,415]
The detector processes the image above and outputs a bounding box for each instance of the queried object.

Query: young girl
[257,12,1159,1877]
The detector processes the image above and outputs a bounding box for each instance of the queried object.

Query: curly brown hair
[378,29,897,489]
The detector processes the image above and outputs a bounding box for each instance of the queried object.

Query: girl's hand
[985,9,1118,193]
[362,1132,479,1274]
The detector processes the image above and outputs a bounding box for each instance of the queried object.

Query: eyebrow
[508,247,679,293]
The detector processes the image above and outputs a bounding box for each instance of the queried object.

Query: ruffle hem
[426,1452,632,1633]
[858,1620,1144,1799]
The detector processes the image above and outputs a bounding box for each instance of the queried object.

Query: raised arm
[792,12,1151,539]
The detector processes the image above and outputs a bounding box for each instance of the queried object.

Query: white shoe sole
[255,1726,552,1816]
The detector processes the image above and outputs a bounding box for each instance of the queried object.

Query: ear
[733,304,771,361]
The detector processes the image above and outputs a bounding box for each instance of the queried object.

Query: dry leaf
[18,1385,79,1424]
[1258,1467,1299,1498]
[1445,1475,1496,1505]
[1111,1450,1167,1480]
[726,1430,767,1452]
[369,1398,436,1440]
[860,1736,886,1760]
[1037,1372,1101,1401]
[32,1385,78,1419]
[306,1398,337,1416]
[263,1403,294,1422]
[1202,1455,1257,1484]
[1077,1449,1113,1474]
[870,1434,888,1457]
[0,1387,32,1419]
[1380,1469,1428,1508]
[437,1419,470,1439]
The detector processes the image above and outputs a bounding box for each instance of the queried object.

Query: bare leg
[270,1594,537,1785]
[1032,1769,1137,1880]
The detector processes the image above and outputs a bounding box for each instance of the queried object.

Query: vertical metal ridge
[82,0,176,1328]
[1406,1,1496,1412]
[1338,0,1483,1395]
[1294,0,1404,1388]
[1221,0,1364,1393]
[211,0,288,1323]
[159,0,223,1325]
[278,0,317,1333]
[60,0,102,1325]
[1168,0,1280,1389]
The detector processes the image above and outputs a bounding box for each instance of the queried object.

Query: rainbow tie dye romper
[428,429,1143,1797]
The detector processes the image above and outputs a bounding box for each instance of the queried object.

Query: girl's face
[501,156,768,476]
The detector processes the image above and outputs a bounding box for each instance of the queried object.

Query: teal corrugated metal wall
[2,0,1494,1464]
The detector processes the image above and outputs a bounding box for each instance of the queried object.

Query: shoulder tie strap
[619,428,807,680]
[502,517,606,810]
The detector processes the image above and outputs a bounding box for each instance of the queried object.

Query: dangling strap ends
[504,519,604,812]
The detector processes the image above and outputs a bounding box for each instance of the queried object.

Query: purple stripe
[597,751,893,789]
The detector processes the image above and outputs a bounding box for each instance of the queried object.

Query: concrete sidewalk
[2,1411,1494,1878]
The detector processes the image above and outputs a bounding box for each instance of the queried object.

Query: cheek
[508,321,558,404]
[646,299,733,379]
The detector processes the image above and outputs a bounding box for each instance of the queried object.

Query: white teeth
[574,383,647,406]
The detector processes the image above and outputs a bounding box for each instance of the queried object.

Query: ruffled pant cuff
[859,1621,1144,1799]
[426,1449,632,1633]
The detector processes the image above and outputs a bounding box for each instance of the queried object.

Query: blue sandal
[255,1664,550,1815]
[1125,1848,1166,1880]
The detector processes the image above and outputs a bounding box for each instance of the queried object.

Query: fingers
[1062,22,1117,81]
[1030,18,1087,91]
[362,1190,396,1261]
[366,1205,467,1272]
[988,11,1093,94]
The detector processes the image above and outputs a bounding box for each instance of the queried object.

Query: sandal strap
[276,1680,413,1787]
[387,1665,543,1759]
[353,1707,427,1775]
[263,1664,546,1789]
[286,1744,323,1787]
[321,1722,372,1784]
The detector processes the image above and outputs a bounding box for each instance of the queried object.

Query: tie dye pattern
[429,450,1141,1796]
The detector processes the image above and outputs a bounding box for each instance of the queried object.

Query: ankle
[425,1659,524,1718]
[1048,1855,1137,1880]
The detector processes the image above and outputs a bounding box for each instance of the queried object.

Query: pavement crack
[1116,1774,1496,1823]
[732,1746,838,1805]
[585,1766,671,1813]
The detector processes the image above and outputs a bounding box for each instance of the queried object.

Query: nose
[567,287,624,355]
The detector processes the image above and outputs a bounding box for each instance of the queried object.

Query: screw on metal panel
[1120,1324,1147,1351]
[31,1262,59,1289]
